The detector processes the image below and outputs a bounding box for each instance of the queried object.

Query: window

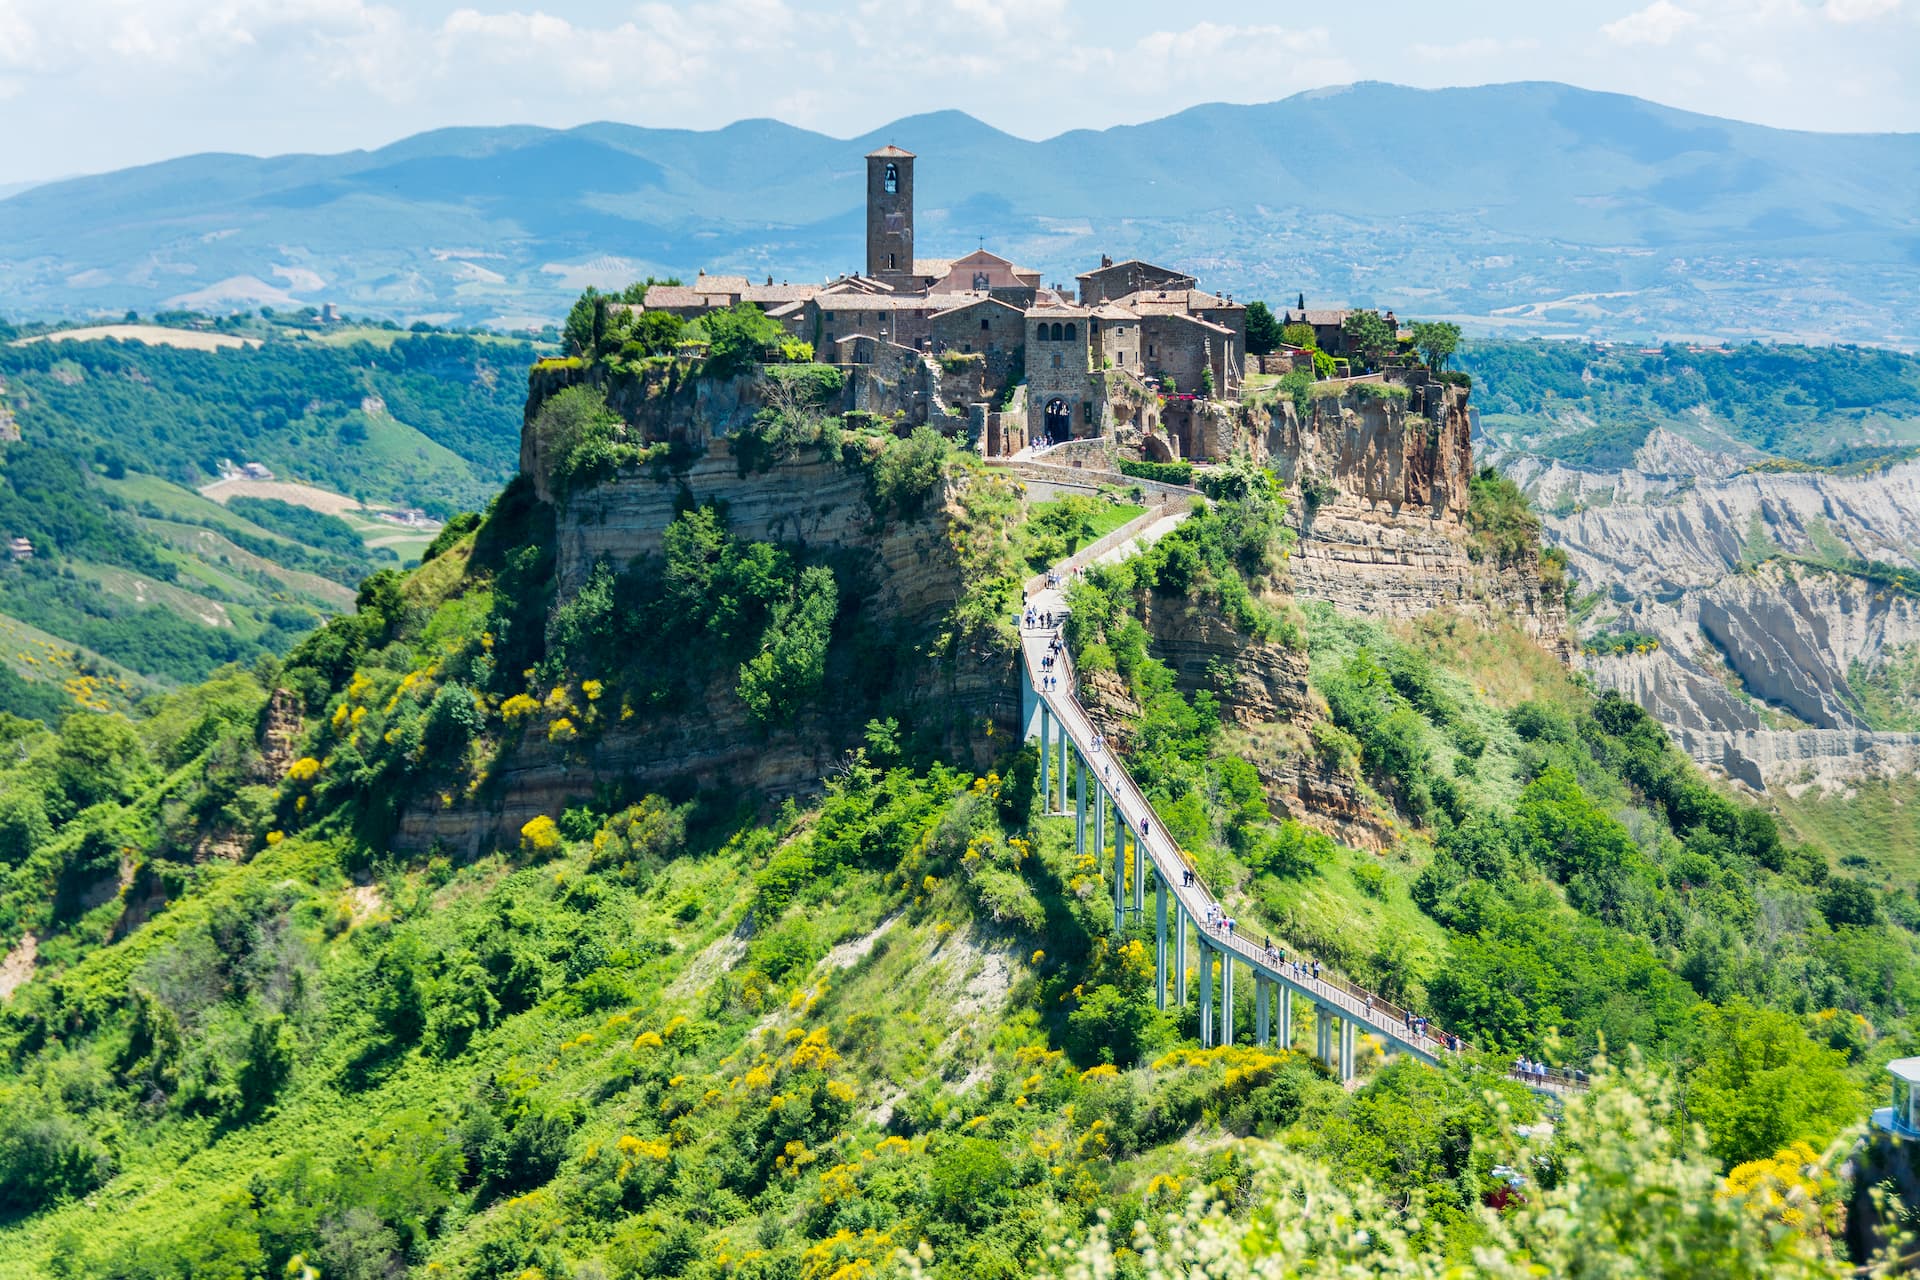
[980,317,990,331]
[1065,323,1076,341]
[1082,401,1093,424]
[963,342,972,353]
[1148,344,1156,358]
[1051,353,1062,369]
[884,162,898,194]
[888,253,896,271]
[973,271,990,290]
[1050,322,1063,341]
[824,312,835,321]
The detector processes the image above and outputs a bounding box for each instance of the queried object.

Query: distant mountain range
[3,81,1917,343]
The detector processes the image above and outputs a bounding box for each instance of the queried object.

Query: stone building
[626,143,1271,460]
[1077,257,1196,305]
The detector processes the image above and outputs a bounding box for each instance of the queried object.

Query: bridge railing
[1024,589,1594,1092]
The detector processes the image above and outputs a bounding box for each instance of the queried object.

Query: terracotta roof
[1075,258,1191,280]
[1286,308,1352,326]
[1026,302,1092,318]
[913,258,954,278]
[1090,303,1139,320]
[643,285,707,309]
[738,283,818,305]
[764,300,808,319]
[821,275,898,296]
[819,292,987,313]
[1118,288,1241,314]
[929,295,1023,320]
[693,273,750,292]
[866,144,915,158]
[1157,312,1235,337]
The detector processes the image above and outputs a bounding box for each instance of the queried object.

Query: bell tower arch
[866,145,915,281]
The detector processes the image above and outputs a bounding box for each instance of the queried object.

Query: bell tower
[865,145,914,281]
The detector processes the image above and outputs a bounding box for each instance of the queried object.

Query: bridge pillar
[1057,726,1069,814]
[1112,802,1126,935]
[1093,783,1105,879]
[1154,876,1168,1011]
[1254,974,1268,1046]
[1037,706,1051,813]
[1278,985,1293,1049]
[1198,940,1214,1048]
[1220,950,1234,1047]
[1121,825,1136,917]
[1073,752,1086,859]
[1174,905,1187,1006]
[1339,1018,1356,1082]
[1315,1005,1332,1065]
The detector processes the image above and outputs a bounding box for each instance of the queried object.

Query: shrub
[520,815,564,859]
[1118,459,1193,486]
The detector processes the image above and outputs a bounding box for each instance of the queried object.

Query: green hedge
[1118,458,1193,486]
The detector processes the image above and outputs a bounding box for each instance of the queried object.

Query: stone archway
[1043,397,1072,445]
[1141,433,1176,462]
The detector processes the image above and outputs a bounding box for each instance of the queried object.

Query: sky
[0,0,1915,185]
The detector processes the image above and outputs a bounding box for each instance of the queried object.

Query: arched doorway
[1043,397,1072,445]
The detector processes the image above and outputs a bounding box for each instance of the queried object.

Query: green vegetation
[1463,466,1541,566]
[0,320,1912,1278]
[1461,340,1920,468]
[226,496,376,560]
[1012,496,1146,573]
[1069,465,1296,647]
[0,330,540,513]
[1410,320,1461,373]
[1339,311,1396,371]
[1117,458,1193,486]
[1243,301,1281,356]
[1582,630,1662,657]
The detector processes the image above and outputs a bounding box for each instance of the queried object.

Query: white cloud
[1602,0,1702,44]
[1822,0,1900,19]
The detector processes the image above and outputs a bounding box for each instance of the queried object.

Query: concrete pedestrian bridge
[1016,508,1586,1094]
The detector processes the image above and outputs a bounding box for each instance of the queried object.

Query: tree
[735,565,837,724]
[1411,320,1461,373]
[562,287,607,357]
[703,304,783,378]
[1339,310,1396,371]
[1280,322,1317,350]
[1244,301,1282,355]
[1061,1062,1862,1279]
[1681,999,1862,1168]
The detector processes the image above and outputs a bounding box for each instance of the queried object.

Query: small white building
[1872,1057,1920,1138]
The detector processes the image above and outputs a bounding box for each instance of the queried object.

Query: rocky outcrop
[521,361,766,502]
[396,455,1019,857]
[1248,379,1474,521]
[1284,496,1571,658]
[1507,435,1920,788]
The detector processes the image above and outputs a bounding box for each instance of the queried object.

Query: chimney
[1101,254,1113,268]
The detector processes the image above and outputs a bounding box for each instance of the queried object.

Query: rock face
[1502,435,1920,788]
[1078,593,1396,852]
[1285,497,1572,658]
[397,451,1018,856]
[1249,379,1474,521]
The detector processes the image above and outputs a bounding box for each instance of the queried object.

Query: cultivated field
[12,324,261,351]
[199,477,364,515]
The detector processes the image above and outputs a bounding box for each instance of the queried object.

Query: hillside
[1467,340,1920,872]
[0,322,543,706]
[0,346,1910,1275]
[3,83,1918,343]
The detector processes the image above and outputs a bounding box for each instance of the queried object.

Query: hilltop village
[623,145,1439,464]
